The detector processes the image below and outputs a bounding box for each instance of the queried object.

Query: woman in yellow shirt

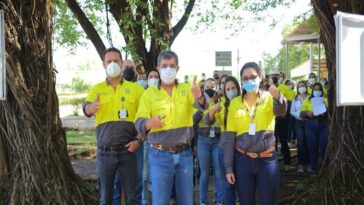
[207,76,241,205]
[300,82,329,177]
[222,62,287,205]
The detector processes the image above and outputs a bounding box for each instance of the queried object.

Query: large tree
[285,1,364,204]
[0,1,97,204]
[63,0,196,72]
[58,0,291,73]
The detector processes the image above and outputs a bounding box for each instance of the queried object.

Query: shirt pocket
[152,100,171,119]
[100,95,112,105]
[123,96,137,119]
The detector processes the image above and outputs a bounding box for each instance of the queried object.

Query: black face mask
[205,89,216,98]
[271,76,279,84]
[123,68,136,82]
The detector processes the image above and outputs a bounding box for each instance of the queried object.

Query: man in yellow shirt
[82,47,143,205]
[135,50,206,205]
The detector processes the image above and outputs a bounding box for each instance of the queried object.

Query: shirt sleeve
[82,86,97,117]
[222,102,237,174]
[272,93,287,117]
[135,91,151,137]
[290,99,300,119]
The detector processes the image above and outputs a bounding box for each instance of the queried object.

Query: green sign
[215,51,232,67]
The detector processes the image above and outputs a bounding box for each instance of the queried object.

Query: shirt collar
[157,79,179,90]
[105,78,123,85]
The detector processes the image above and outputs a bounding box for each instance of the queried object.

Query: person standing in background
[207,75,241,205]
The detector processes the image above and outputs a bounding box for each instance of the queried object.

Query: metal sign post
[0,10,5,101]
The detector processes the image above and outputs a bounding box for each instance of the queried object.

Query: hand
[125,140,140,152]
[87,93,100,115]
[226,173,235,185]
[191,75,202,99]
[268,78,280,100]
[146,115,164,130]
[307,111,313,118]
[214,102,222,113]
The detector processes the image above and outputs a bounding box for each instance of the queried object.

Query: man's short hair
[103,47,123,61]
[157,50,179,66]
[206,78,216,82]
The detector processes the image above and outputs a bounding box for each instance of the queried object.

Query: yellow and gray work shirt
[135,82,208,146]
[197,101,221,138]
[82,79,144,146]
[221,91,287,174]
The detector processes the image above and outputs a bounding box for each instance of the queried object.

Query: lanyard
[243,96,260,122]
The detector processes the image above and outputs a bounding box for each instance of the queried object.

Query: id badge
[209,128,215,138]
[249,123,256,135]
[119,109,127,119]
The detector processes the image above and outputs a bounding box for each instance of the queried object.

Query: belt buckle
[156,144,163,151]
[248,152,258,158]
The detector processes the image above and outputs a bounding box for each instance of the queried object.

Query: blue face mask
[242,78,260,93]
[137,80,148,89]
[226,90,237,100]
[313,90,322,97]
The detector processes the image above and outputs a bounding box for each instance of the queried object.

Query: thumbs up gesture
[87,93,100,115]
[214,102,222,113]
[191,75,202,99]
[268,78,280,100]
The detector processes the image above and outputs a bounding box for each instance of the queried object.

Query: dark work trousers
[275,117,291,165]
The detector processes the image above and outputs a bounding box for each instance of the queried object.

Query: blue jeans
[294,119,309,165]
[142,142,151,205]
[197,136,225,204]
[218,147,236,205]
[97,149,137,205]
[149,147,193,205]
[234,151,280,205]
[305,119,329,173]
[112,145,143,205]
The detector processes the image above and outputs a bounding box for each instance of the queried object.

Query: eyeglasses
[242,75,258,81]
[148,75,159,79]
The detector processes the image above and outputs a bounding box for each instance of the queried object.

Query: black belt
[98,145,126,152]
[150,143,191,153]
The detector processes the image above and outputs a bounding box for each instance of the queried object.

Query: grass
[66,130,96,144]
[66,130,96,157]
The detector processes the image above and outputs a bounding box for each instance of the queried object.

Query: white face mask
[308,78,316,85]
[160,67,177,84]
[148,78,159,87]
[106,62,121,78]
[298,87,306,94]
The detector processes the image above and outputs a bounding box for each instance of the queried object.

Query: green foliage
[54,0,105,50]
[59,97,86,105]
[261,14,323,76]
[70,77,90,92]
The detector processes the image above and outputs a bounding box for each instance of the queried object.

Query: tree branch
[170,0,196,46]
[65,0,106,60]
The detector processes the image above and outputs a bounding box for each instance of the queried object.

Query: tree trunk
[0,1,97,204]
[286,1,364,204]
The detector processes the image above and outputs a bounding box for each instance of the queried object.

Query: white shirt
[290,95,307,120]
